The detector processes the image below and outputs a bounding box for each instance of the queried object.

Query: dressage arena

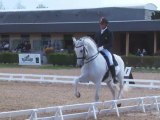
[0,68,160,120]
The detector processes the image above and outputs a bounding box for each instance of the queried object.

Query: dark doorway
[129,32,153,55]
[64,34,73,53]
[156,32,160,55]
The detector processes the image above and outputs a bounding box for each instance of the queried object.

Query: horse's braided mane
[80,36,97,48]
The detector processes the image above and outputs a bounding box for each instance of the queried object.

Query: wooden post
[154,32,157,54]
[126,32,129,56]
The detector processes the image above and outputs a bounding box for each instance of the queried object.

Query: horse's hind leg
[107,80,116,100]
[117,81,124,99]
[107,80,122,108]
[117,73,124,99]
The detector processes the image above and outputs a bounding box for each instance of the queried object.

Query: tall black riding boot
[110,65,118,84]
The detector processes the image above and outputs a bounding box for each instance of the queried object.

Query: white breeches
[102,49,113,66]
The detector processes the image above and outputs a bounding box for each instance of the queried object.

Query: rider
[95,17,118,84]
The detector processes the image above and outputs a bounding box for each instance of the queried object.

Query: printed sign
[19,54,41,65]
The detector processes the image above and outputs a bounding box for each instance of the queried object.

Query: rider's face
[100,23,107,30]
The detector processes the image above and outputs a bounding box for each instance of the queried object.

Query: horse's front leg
[74,75,88,98]
[95,82,101,102]
[74,77,81,98]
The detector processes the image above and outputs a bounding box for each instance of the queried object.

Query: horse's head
[73,37,88,67]
[73,36,98,67]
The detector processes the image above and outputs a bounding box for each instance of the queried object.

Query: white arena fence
[0,95,160,120]
[0,72,160,89]
[0,66,160,119]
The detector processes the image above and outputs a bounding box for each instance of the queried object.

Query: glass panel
[41,34,51,50]
[11,39,22,50]
[33,40,42,51]
[1,34,9,41]
[52,40,64,51]
[63,34,73,53]
[21,34,30,42]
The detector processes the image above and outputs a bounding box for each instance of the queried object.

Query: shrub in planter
[0,52,18,63]
[122,56,160,68]
[141,56,154,68]
[122,56,142,67]
[153,56,160,68]
[47,53,76,66]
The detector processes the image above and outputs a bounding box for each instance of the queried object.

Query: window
[33,39,42,51]
[64,34,73,53]
[52,40,64,50]
[1,34,9,41]
[41,34,51,49]
[11,39,21,50]
[21,34,30,42]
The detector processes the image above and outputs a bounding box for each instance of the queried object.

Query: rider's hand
[98,46,104,51]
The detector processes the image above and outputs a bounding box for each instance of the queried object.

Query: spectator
[3,42,9,51]
[25,41,31,52]
[15,43,22,52]
[136,48,142,56]
[15,41,31,53]
[142,49,147,56]
[20,42,26,52]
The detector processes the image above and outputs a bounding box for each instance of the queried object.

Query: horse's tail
[113,54,125,77]
[113,54,131,98]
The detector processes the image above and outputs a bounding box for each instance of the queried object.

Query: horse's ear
[72,37,77,45]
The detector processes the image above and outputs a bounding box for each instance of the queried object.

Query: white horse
[73,36,125,102]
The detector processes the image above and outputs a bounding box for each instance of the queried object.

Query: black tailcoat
[95,29,113,51]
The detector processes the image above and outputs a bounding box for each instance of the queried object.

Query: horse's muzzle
[76,64,82,68]
[76,61,84,67]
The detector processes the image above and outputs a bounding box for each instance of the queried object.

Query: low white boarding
[0,95,160,120]
[124,78,160,89]
[0,72,160,89]
[0,73,77,84]
[0,67,131,83]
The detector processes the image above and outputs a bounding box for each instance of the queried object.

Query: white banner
[19,53,41,65]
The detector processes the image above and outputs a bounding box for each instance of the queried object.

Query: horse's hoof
[117,103,121,107]
[75,92,81,98]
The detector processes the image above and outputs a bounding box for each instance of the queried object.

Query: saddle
[100,51,118,67]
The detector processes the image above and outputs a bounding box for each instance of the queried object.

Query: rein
[75,44,99,64]
[84,52,99,64]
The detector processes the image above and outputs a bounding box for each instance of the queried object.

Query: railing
[125,79,160,89]
[0,95,160,120]
[0,72,160,89]
[0,73,76,84]
[0,67,159,119]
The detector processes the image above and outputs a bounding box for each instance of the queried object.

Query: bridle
[75,44,86,60]
[74,42,99,64]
